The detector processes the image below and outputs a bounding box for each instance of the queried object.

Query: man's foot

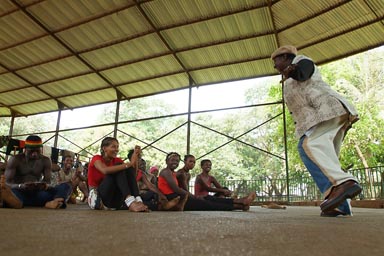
[128,201,149,212]
[0,179,23,209]
[159,196,180,210]
[320,180,362,212]
[172,194,188,211]
[45,198,65,209]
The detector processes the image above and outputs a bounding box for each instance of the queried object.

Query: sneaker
[88,189,105,210]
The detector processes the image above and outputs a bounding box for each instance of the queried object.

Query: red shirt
[136,169,144,182]
[194,175,214,197]
[158,172,178,195]
[87,155,123,187]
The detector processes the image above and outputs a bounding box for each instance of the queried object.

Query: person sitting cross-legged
[2,135,71,209]
[194,159,256,211]
[57,155,89,204]
[87,137,148,212]
[158,152,254,211]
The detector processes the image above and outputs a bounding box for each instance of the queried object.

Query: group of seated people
[0,135,89,209]
[1,135,255,212]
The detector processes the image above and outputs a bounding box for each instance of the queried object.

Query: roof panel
[178,35,275,69]
[301,23,384,64]
[369,0,384,15]
[0,73,29,92]
[59,88,116,108]
[0,36,70,69]
[56,6,152,51]
[1,87,48,105]
[0,0,382,117]
[272,0,339,29]
[0,107,11,117]
[27,0,134,30]
[102,55,184,84]
[191,59,275,85]
[16,56,92,84]
[142,0,267,26]
[161,7,273,50]
[81,34,168,69]
[12,99,57,116]
[0,8,46,49]
[0,0,17,15]
[39,74,107,97]
[278,0,382,47]
[119,73,189,98]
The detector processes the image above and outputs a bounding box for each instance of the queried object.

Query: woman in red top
[127,149,180,211]
[87,137,148,212]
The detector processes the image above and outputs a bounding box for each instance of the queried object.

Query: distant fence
[189,166,384,202]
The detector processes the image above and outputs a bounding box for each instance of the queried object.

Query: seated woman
[57,155,89,204]
[195,159,256,211]
[87,137,148,212]
[127,150,180,211]
[158,152,253,211]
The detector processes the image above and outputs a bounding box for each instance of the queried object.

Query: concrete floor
[1,203,383,256]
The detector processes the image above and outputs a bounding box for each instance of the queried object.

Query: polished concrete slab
[1,204,383,256]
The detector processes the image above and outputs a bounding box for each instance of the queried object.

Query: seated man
[2,135,72,209]
[57,155,89,203]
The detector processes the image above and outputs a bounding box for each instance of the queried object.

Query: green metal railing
[189,166,384,202]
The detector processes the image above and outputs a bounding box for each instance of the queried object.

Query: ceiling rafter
[9,0,127,101]
[0,0,382,117]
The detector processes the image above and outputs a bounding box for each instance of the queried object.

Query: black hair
[200,159,211,167]
[166,152,180,161]
[127,149,134,160]
[285,53,296,60]
[100,137,118,156]
[184,154,195,161]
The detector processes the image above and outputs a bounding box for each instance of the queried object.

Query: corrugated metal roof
[0,0,383,117]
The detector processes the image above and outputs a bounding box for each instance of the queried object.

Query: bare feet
[1,176,23,209]
[159,196,180,211]
[234,192,257,208]
[247,191,257,202]
[128,201,149,212]
[172,194,188,211]
[45,198,65,209]
[261,203,286,209]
